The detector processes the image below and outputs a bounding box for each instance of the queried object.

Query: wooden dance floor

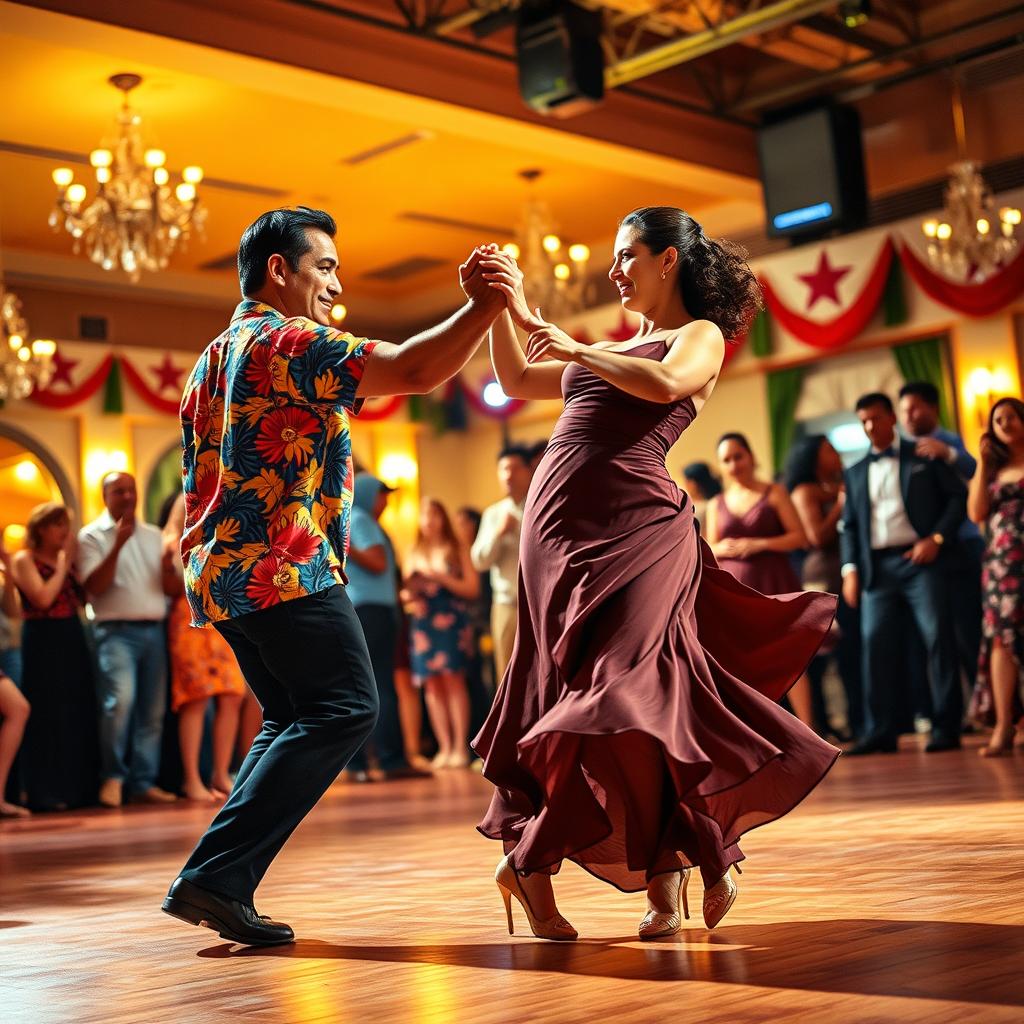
[2,737,1022,1024]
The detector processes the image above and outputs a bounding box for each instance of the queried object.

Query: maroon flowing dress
[474,339,840,891]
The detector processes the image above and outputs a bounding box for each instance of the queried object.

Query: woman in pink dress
[473,208,838,942]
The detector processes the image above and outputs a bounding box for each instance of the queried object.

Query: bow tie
[868,448,897,463]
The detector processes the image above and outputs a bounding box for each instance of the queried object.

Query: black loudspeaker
[516,1,604,118]
[758,103,868,240]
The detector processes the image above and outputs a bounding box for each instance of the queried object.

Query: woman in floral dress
[968,396,1024,756]
[402,498,478,769]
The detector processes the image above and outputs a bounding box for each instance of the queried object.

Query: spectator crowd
[0,383,1021,818]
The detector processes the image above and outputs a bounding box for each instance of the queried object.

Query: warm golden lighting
[2,524,26,549]
[66,183,87,204]
[936,223,953,241]
[182,166,204,185]
[502,242,521,260]
[96,167,112,184]
[17,348,30,363]
[976,218,990,235]
[85,448,130,486]
[922,219,939,238]
[330,303,347,323]
[378,452,418,484]
[175,183,196,203]
[14,460,38,483]
[144,148,166,168]
[31,339,56,357]
[8,334,23,351]
[90,148,113,168]
[553,262,571,281]
[52,167,74,187]
[1002,207,1022,226]
[542,234,561,254]
[153,167,169,186]
[568,243,590,262]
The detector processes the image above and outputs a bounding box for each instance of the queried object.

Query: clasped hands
[459,244,582,364]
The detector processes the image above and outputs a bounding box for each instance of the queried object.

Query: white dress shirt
[471,496,524,607]
[78,511,167,622]
[867,445,919,550]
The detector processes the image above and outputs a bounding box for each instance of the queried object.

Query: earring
[661,272,666,280]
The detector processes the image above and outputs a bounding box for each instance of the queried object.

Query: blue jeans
[94,620,168,793]
[861,552,960,744]
[0,647,22,687]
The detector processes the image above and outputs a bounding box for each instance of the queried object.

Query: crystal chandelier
[921,76,1020,282]
[502,170,592,319]
[0,290,56,402]
[49,73,206,282]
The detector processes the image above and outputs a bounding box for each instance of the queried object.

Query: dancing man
[162,207,502,946]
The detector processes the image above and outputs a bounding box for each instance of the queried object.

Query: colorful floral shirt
[180,300,377,626]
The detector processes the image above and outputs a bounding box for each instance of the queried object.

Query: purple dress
[474,339,839,891]
[714,490,803,596]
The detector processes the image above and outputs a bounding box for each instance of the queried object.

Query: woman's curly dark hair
[619,206,763,341]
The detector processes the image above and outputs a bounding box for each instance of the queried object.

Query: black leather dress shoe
[925,736,961,753]
[162,877,294,946]
[846,736,899,756]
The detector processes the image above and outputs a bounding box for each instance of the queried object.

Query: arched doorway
[0,423,77,549]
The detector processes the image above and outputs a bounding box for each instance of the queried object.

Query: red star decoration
[797,250,853,310]
[49,349,78,388]
[606,312,636,341]
[150,355,184,393]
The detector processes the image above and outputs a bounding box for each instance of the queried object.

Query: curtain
[766,365,806,475]
[892,336,955,430]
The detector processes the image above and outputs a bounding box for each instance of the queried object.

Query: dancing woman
[473,207,839,942]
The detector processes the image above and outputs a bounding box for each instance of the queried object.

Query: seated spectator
[706,432,815,727]
[10,503,99,811]
[968,397,1024,756]
[785,435,862,742]
[682,460,722,532]
[403,497,478,769]
[78,472,178,807]
[163,495,247,801]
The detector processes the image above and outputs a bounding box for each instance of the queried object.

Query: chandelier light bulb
[90,148,113,168]
[1002,207,1022,226]
[554,262,571,281]
[936,223,953,241]
[8,334,24,351]
[330,303,347,322]
[96,167,112,184]
[922,219,939,239]
[66,183,87,204]
[153,167,169,186]
[144,148,166,168]
[542,234,561,253]
[502,243,521,260]
[182,165,204,185]
[31,339,56,357]
[17,347,31,363]
[175,183,196,203]
[52,167,74,187]
[976,218,990,235]
[568,243,590,262]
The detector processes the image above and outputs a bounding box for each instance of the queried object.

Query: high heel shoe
[638,869,690,940]
[495,855,578,941]
[703,869,738,930]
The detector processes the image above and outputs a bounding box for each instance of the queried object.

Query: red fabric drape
[898,241,1024,317]
[760,237,895,349]
[29,354,115,409]
[355,395,406,421]
[120,358,183,416]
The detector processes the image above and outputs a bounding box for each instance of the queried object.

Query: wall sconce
[377,452,418,487]
[84,448,130,487]
[964,365,1013,425]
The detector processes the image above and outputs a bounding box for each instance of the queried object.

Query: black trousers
[178,585,378,903]
[347,604,403,772]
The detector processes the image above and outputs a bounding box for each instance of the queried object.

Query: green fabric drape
[882,256,908,326]
[766,365,806,475]
[750,308,773,357]
[102,358,124,414]
[892,336,954,430]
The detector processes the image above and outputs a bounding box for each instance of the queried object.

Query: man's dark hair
[855,392,894,415]
[528,440,548,463]
[238,207,337,296]
[497,444,531,465]
[898,380,940,407]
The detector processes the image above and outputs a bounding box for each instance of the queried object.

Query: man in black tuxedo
[840,392,967,754]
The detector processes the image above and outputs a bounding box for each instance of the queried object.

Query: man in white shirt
[79,472,178,807]
[471,445,534,683]
[840,393,967,755]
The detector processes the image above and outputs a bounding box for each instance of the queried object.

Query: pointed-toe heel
[639,869,690,940]
[495,855,578,941]
[702,870,738,930]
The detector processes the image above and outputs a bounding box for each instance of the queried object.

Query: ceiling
[0,1,760,337]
